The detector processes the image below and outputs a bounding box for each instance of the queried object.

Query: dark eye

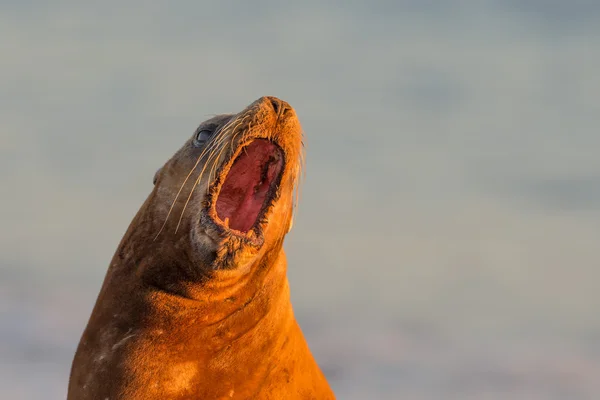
[194,129,213,146]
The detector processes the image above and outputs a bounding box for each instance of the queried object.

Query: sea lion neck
[146,244,291,336]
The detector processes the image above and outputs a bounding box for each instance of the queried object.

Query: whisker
[153,144,214,241]
[154,116,241,240]
[173,113,250,234]
[208,142,229,191]
[293,138,306,223]
[207,115,249,190]
[174,142,223,234]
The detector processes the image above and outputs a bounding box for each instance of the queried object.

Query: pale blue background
[1,1,600,399]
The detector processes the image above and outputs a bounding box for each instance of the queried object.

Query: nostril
[265,96,291,117]
[269,98,280,115]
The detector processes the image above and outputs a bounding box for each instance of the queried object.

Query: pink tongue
[215,140,283,232]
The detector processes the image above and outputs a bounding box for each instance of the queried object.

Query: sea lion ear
[153,167,162,185]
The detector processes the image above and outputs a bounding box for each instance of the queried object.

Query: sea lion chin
[67,96,335,399]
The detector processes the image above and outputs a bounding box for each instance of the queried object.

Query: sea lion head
[136,96,303,278]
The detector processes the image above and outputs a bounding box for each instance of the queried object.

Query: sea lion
[67,96,335,399]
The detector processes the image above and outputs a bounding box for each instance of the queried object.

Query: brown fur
[67,97,335,399]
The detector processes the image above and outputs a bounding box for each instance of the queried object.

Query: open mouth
[214,139,284,233]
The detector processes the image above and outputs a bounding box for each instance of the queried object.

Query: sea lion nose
[264,96,291,117]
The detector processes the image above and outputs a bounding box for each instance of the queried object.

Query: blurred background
[1,1,600,399]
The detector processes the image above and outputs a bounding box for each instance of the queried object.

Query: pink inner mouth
[215,139,284,232]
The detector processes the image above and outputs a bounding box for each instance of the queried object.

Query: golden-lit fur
[67,97,335,399]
